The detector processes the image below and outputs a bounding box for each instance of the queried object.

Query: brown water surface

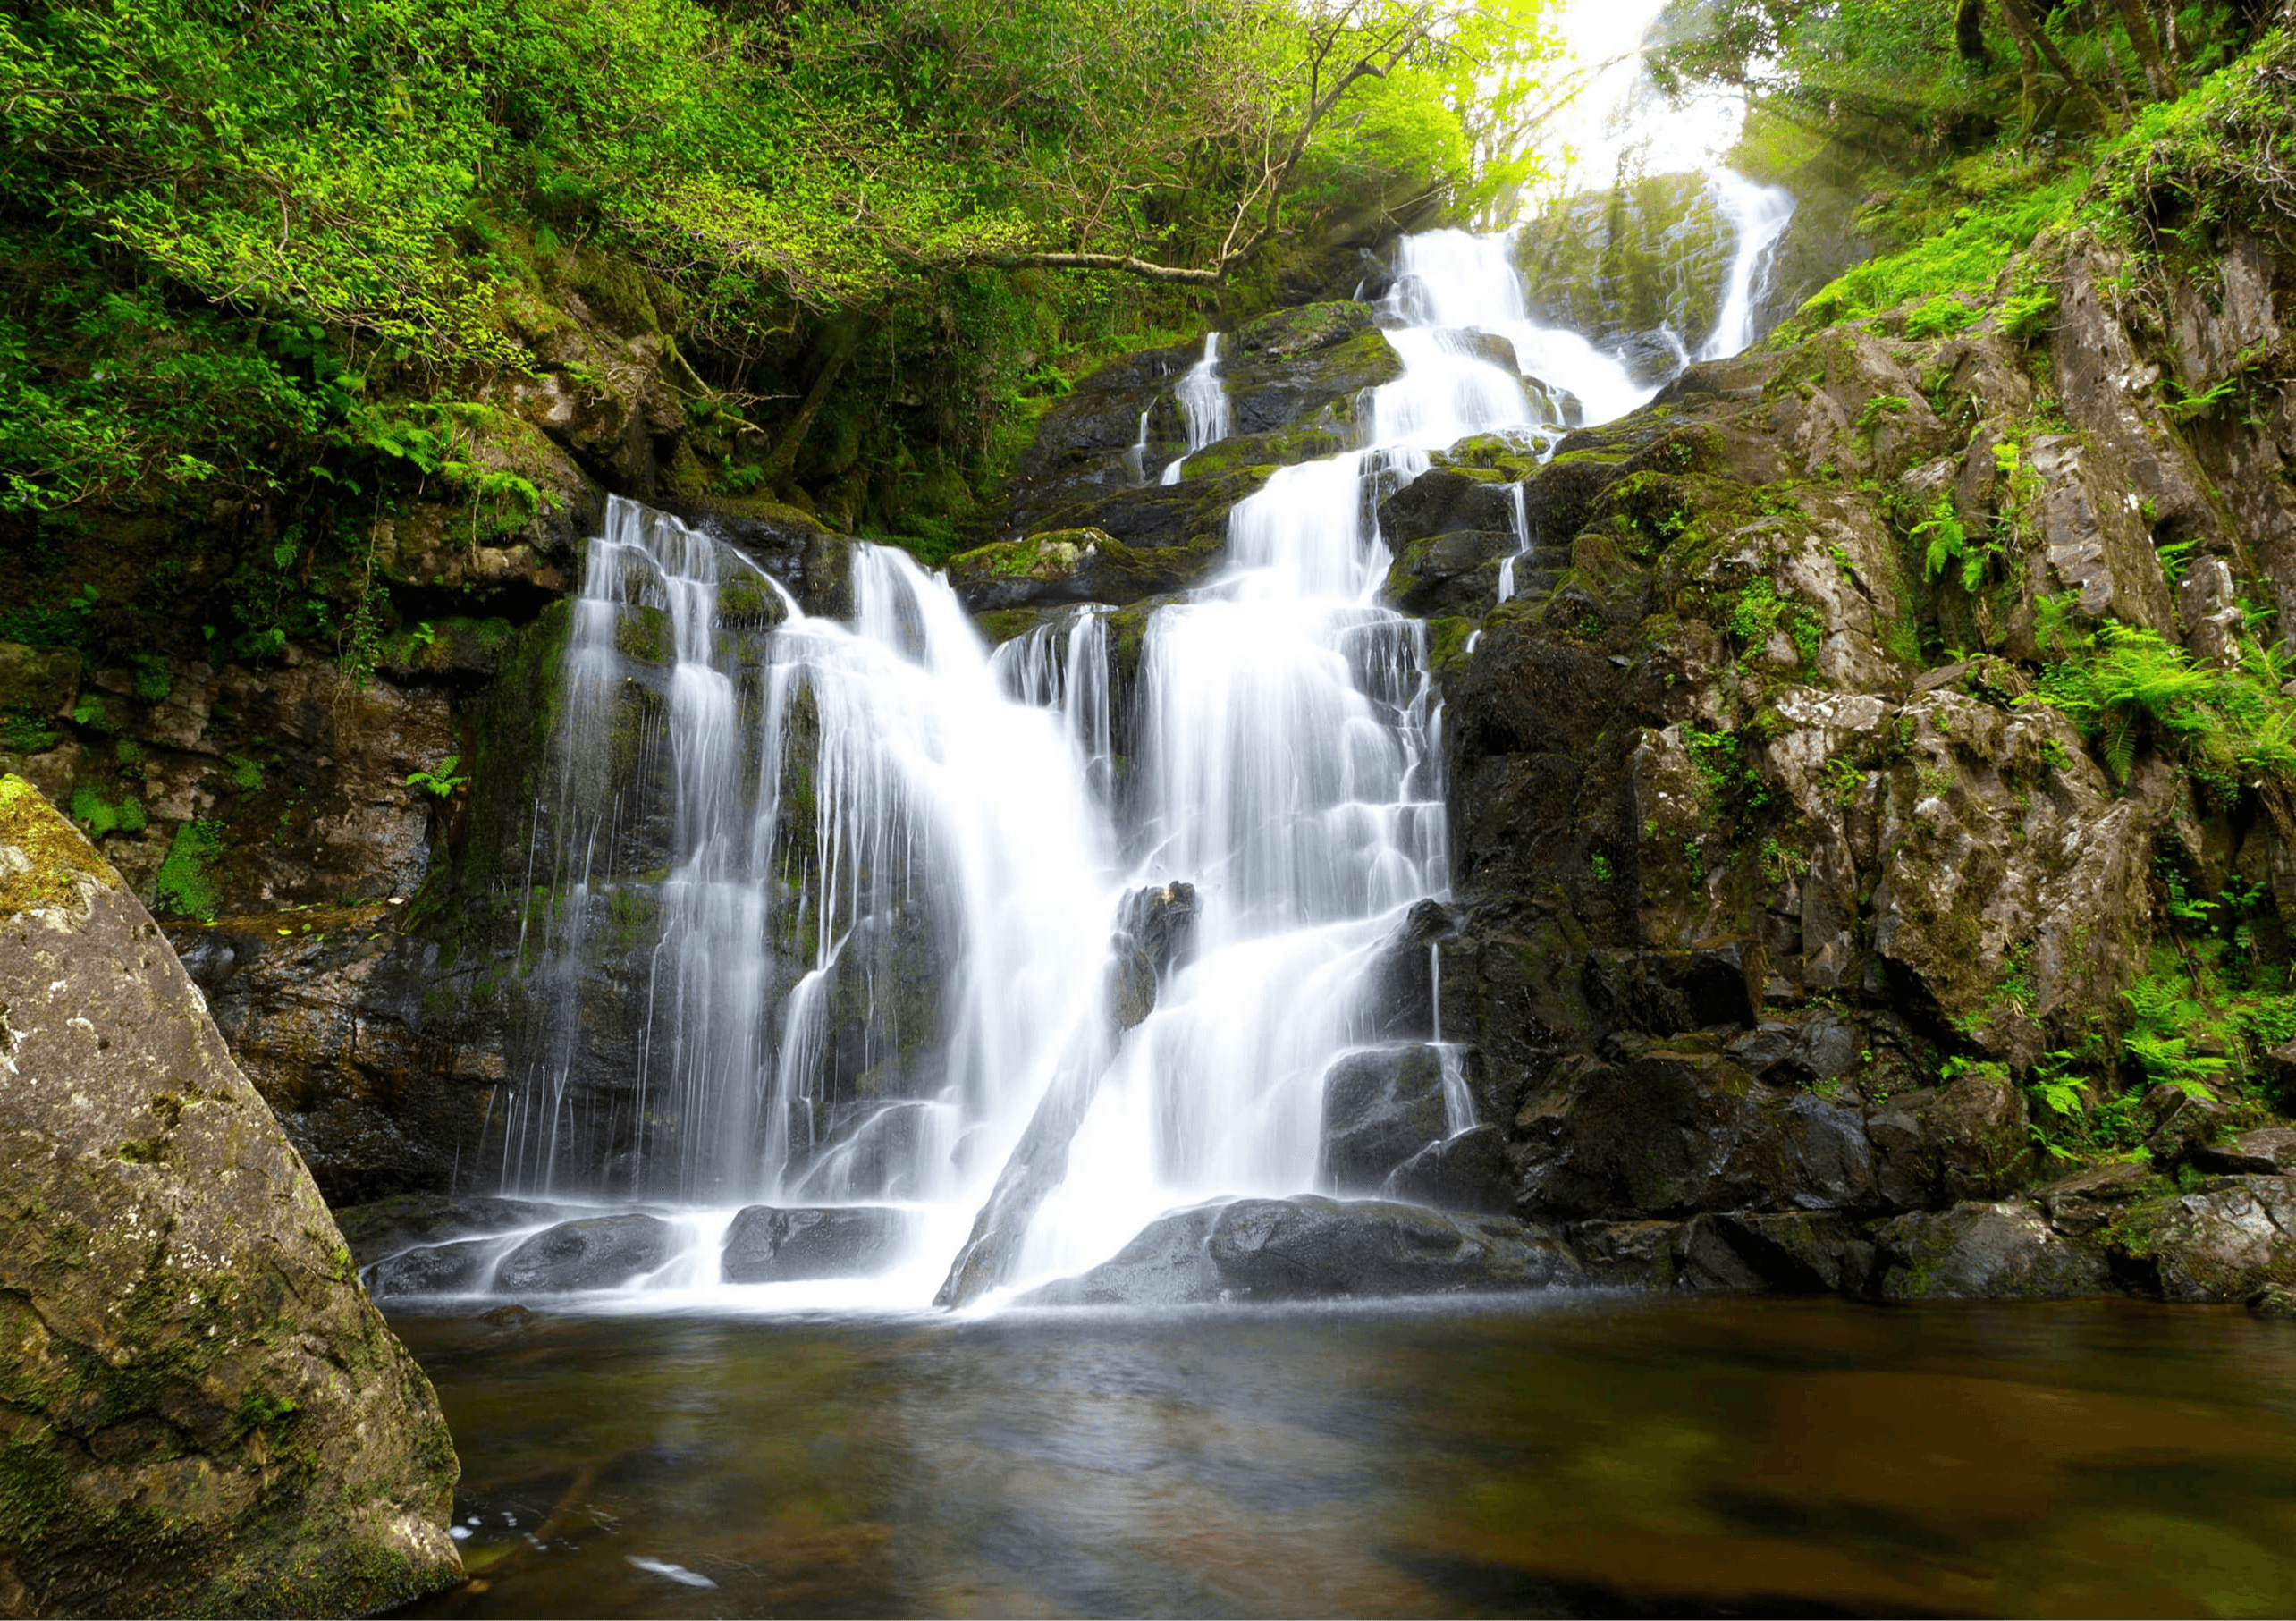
[392,1295,2296,1617]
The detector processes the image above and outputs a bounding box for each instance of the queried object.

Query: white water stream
[469,140,1792,1313]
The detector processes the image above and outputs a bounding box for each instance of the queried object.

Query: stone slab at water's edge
[0,776,462,1617]
[1019,1196,1580,1307]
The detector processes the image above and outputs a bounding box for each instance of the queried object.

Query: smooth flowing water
[397,1298,2296,1618]
[473,189,1739,1309]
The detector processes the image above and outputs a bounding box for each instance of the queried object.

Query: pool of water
[392,1295,2296,1618]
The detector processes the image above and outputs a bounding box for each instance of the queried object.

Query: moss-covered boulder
[0,777,461,1617]
[944,528,1225,612]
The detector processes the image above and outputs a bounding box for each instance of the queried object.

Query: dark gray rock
[2193,1127,2296,1177]
[2037,1160,2165,1236]
[1875,1202,2114,1300]
[1384,528,1518,616]
[1866,1070,2033,1207]
[722,1204,913,1283]
[1355,898,1460,1039]
[1320,1043,1449,1194]
[1380,1123,1512,1213]
[1565,1219,1684,1289]
[1019,1203,1226,1307]
[366,1238,500,1298]
[1512,1035,1876,1219]
[494,1212,674,1292]
[946,529,1225,613]
[2139,1082,2237,1166]
[1021,1195,1578,1305]
[1586,937,1767,1034]
[333,1193,568,1266]
[1110,880,1198,1030]
[1209,1196,1575,1300]
[791,1102,933,1202]
[1676,1211,1876,1294]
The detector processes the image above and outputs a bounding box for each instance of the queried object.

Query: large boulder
[2112,1177,2296,1304]
[1874,1202,2115,1301]
[1021,1195,1578,1305]
[720,1205,915,1283]
[494,1212,674,1293]
[0,776,461,1617]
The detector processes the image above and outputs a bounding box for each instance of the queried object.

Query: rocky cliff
[0,777,462,1616]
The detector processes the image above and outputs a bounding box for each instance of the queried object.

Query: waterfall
[480,177,1792,1307]
[1699,169,1795,360]
[1498,483,1532,604]
[1159,332,1230,485]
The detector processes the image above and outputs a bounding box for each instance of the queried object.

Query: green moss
[973,608,1039,645]
[68,785,147,839]
[152,819,224,923]
[0,774,120,916]
[613,604,674,664]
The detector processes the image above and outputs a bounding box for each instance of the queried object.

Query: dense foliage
[0,0,1550,534]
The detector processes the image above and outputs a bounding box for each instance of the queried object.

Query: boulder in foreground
[0,776,461,1617]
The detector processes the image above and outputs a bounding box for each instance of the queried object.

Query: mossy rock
[0,779,461,1616]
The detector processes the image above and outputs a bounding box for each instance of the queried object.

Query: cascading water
[1698,169,1795,359]
[1159,332,1231,485]
[456,167,1795,1312]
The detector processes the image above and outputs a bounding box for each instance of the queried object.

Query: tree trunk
[2110,0,2181,97]
[1957,0,1993,66]
[1997,0,2116,125]
[765,327,859,479]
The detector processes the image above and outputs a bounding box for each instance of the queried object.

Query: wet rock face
[720,1205,915,1283]
[946,529,1225,614]
[1319,1043,1449,1195]
[168,912,503,1206]
[1021,1196,1580,1306]
[0,777,461,1617]
[1380,1124,1513,1214]
[1404,222,2296,1304]
[1005,301,1401,546]
[495,1213,675,1293]
[1513,172,1735,366]
[335,1193,570,1266]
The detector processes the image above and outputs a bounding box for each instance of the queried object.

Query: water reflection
[396,1297,2296,1618]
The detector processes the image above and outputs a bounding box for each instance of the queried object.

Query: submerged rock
[1020,1195,1579,1305]
[494,1212,675,1292]
[0,776,461,1617]
[720,1205,914,1283]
